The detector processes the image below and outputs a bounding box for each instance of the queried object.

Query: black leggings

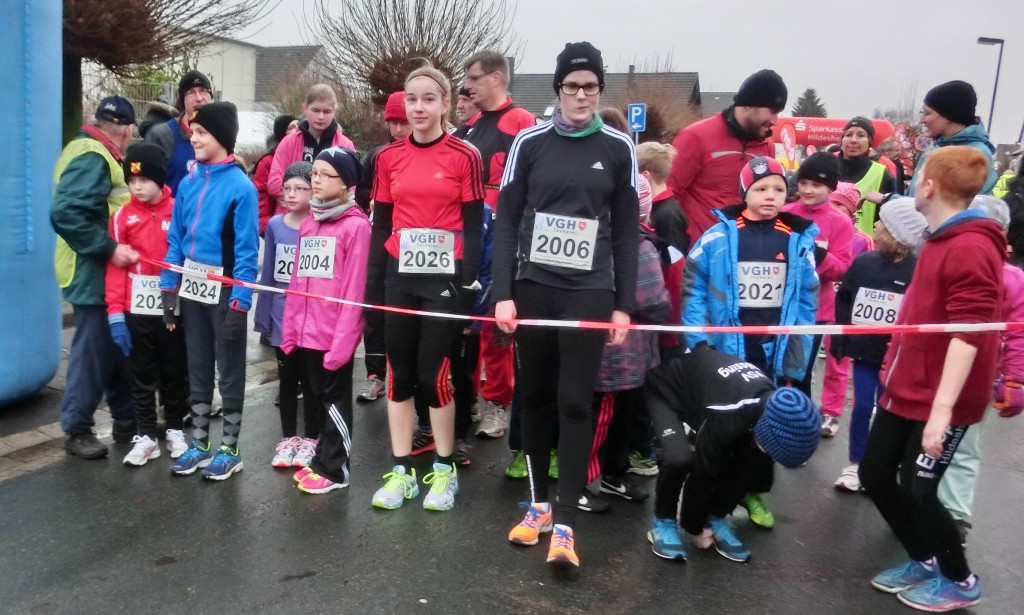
[413,328,479,441]
[384,265,466,408]
[513,280,613,528]
[125,313,189,436]
[275,347,317,439]
[859,409,971,581]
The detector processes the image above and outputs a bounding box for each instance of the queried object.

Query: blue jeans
[60,304,133,434]
[850,361,880,464]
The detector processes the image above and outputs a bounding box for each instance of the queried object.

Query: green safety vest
[51,138,129,289]
[853,161,886,235]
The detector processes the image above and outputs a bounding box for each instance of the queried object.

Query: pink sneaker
[297,471,348,494]
[293,466,314,483]
[272,436,301,468]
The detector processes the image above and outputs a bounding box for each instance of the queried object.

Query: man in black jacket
[643,346,820,563]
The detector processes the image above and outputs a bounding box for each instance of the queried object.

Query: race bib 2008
[852,287,903,325]
[180,259,223,305]
[737,262,786,308]
[530,212,598,271]
[298,236,336,279]
[398,229,455,274]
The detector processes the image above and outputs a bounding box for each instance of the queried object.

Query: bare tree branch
[307,0,520,108]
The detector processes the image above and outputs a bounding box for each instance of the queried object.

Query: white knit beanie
[878,197,928,251]
[968,195,1010,231]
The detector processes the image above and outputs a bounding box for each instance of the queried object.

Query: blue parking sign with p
[627,103,647,133]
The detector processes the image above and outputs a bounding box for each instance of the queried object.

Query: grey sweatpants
[180,295,247,410]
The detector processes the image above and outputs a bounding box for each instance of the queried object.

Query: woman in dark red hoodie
[858,146,1004,612]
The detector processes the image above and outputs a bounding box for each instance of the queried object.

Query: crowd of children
[88,53,1024,612]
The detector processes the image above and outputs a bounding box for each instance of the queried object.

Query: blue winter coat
[681,205,820,382]
[160,159,259,310]
[908,123,998,196]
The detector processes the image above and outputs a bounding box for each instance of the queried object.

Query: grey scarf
[310,194,356,223]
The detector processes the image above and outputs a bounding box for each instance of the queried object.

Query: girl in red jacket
[105,143,189,466]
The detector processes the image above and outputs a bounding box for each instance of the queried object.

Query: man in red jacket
[859,146,1004,613]
[668,69,787,246]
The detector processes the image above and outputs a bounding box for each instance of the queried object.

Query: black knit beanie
[273,114,297,142]
[842,116,875,142]
[553,42,605,93]
[177,70,213,111]
[796,152,841,190]
[123,143,168,188]
[189,101,239,154]
[734,69,788,112]
[924,80,978,127]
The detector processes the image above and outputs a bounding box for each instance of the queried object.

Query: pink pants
[821,336,850,417]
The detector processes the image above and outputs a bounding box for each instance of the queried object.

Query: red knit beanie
[384,91,407,122]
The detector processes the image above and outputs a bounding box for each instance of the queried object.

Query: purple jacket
[254,215,300,347]
[596,232,672,391]
[280,206,371,371]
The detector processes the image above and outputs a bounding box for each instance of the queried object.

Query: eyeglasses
[559,83,602,96]
[465,70,497,83]
[283,185,312,193]
[310,170,339,180]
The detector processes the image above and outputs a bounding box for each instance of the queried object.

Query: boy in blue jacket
[159,101,259,481]
[681,156,820,527]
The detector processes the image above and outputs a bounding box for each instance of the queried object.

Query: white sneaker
[123,435,161,466]
[821,414,840,438]
[165,429,187,459]
[272,436,301,468]
[834,464,863,492]
[292,438,317,468]
[475,400,507,439]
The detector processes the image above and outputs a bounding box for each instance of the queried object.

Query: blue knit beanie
[753,388,820,468]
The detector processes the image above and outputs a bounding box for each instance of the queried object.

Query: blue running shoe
[648,517,687,561]
[871,559,939,594]
[170,440,214,475]
[897,574,982,612]
[709,516,750,562]
[201,445,244,481]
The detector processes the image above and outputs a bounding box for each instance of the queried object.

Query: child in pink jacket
[281,147,370,494]
[782,153,854,426]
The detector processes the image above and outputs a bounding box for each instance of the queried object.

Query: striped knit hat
[753,388,820,468]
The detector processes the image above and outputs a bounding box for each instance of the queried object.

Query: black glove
[161,291,179,327]
[222,307,248,342]
[814,244,828,264]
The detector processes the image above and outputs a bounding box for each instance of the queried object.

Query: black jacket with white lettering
[492,122,639,311]
[644,347,776,535]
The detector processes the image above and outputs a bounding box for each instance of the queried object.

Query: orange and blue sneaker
[896,573,982,611]
[546,524,580,568]
[508,503,553,546]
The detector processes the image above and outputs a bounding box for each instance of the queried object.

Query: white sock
[957,574,978,589]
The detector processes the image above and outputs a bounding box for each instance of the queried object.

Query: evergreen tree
[791,88,828,117]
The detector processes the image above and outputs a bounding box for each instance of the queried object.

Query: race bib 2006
[852,287,903,325]
[298,236,336,278]
[737,262,786,308]
[180,259,223,305]
[130,274,163,316]
[398,229,455,274]
[530,212,598,271]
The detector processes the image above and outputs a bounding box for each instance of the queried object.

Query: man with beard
[668,70,787,245]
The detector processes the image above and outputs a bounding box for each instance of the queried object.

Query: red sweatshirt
[880,217,1006,425]
[105,186,174,316]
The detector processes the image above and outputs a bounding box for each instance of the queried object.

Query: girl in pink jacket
[782,154,854,434]
[280,147,371,494]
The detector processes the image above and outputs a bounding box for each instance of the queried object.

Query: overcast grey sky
[237,0,1024,144]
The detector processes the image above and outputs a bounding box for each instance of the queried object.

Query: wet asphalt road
[1,357,1022,615]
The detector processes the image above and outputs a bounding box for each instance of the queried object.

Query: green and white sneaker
[422,462,459,511]
[371,466,419,510]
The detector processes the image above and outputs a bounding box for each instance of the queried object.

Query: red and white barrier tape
[145,256,1024,336]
